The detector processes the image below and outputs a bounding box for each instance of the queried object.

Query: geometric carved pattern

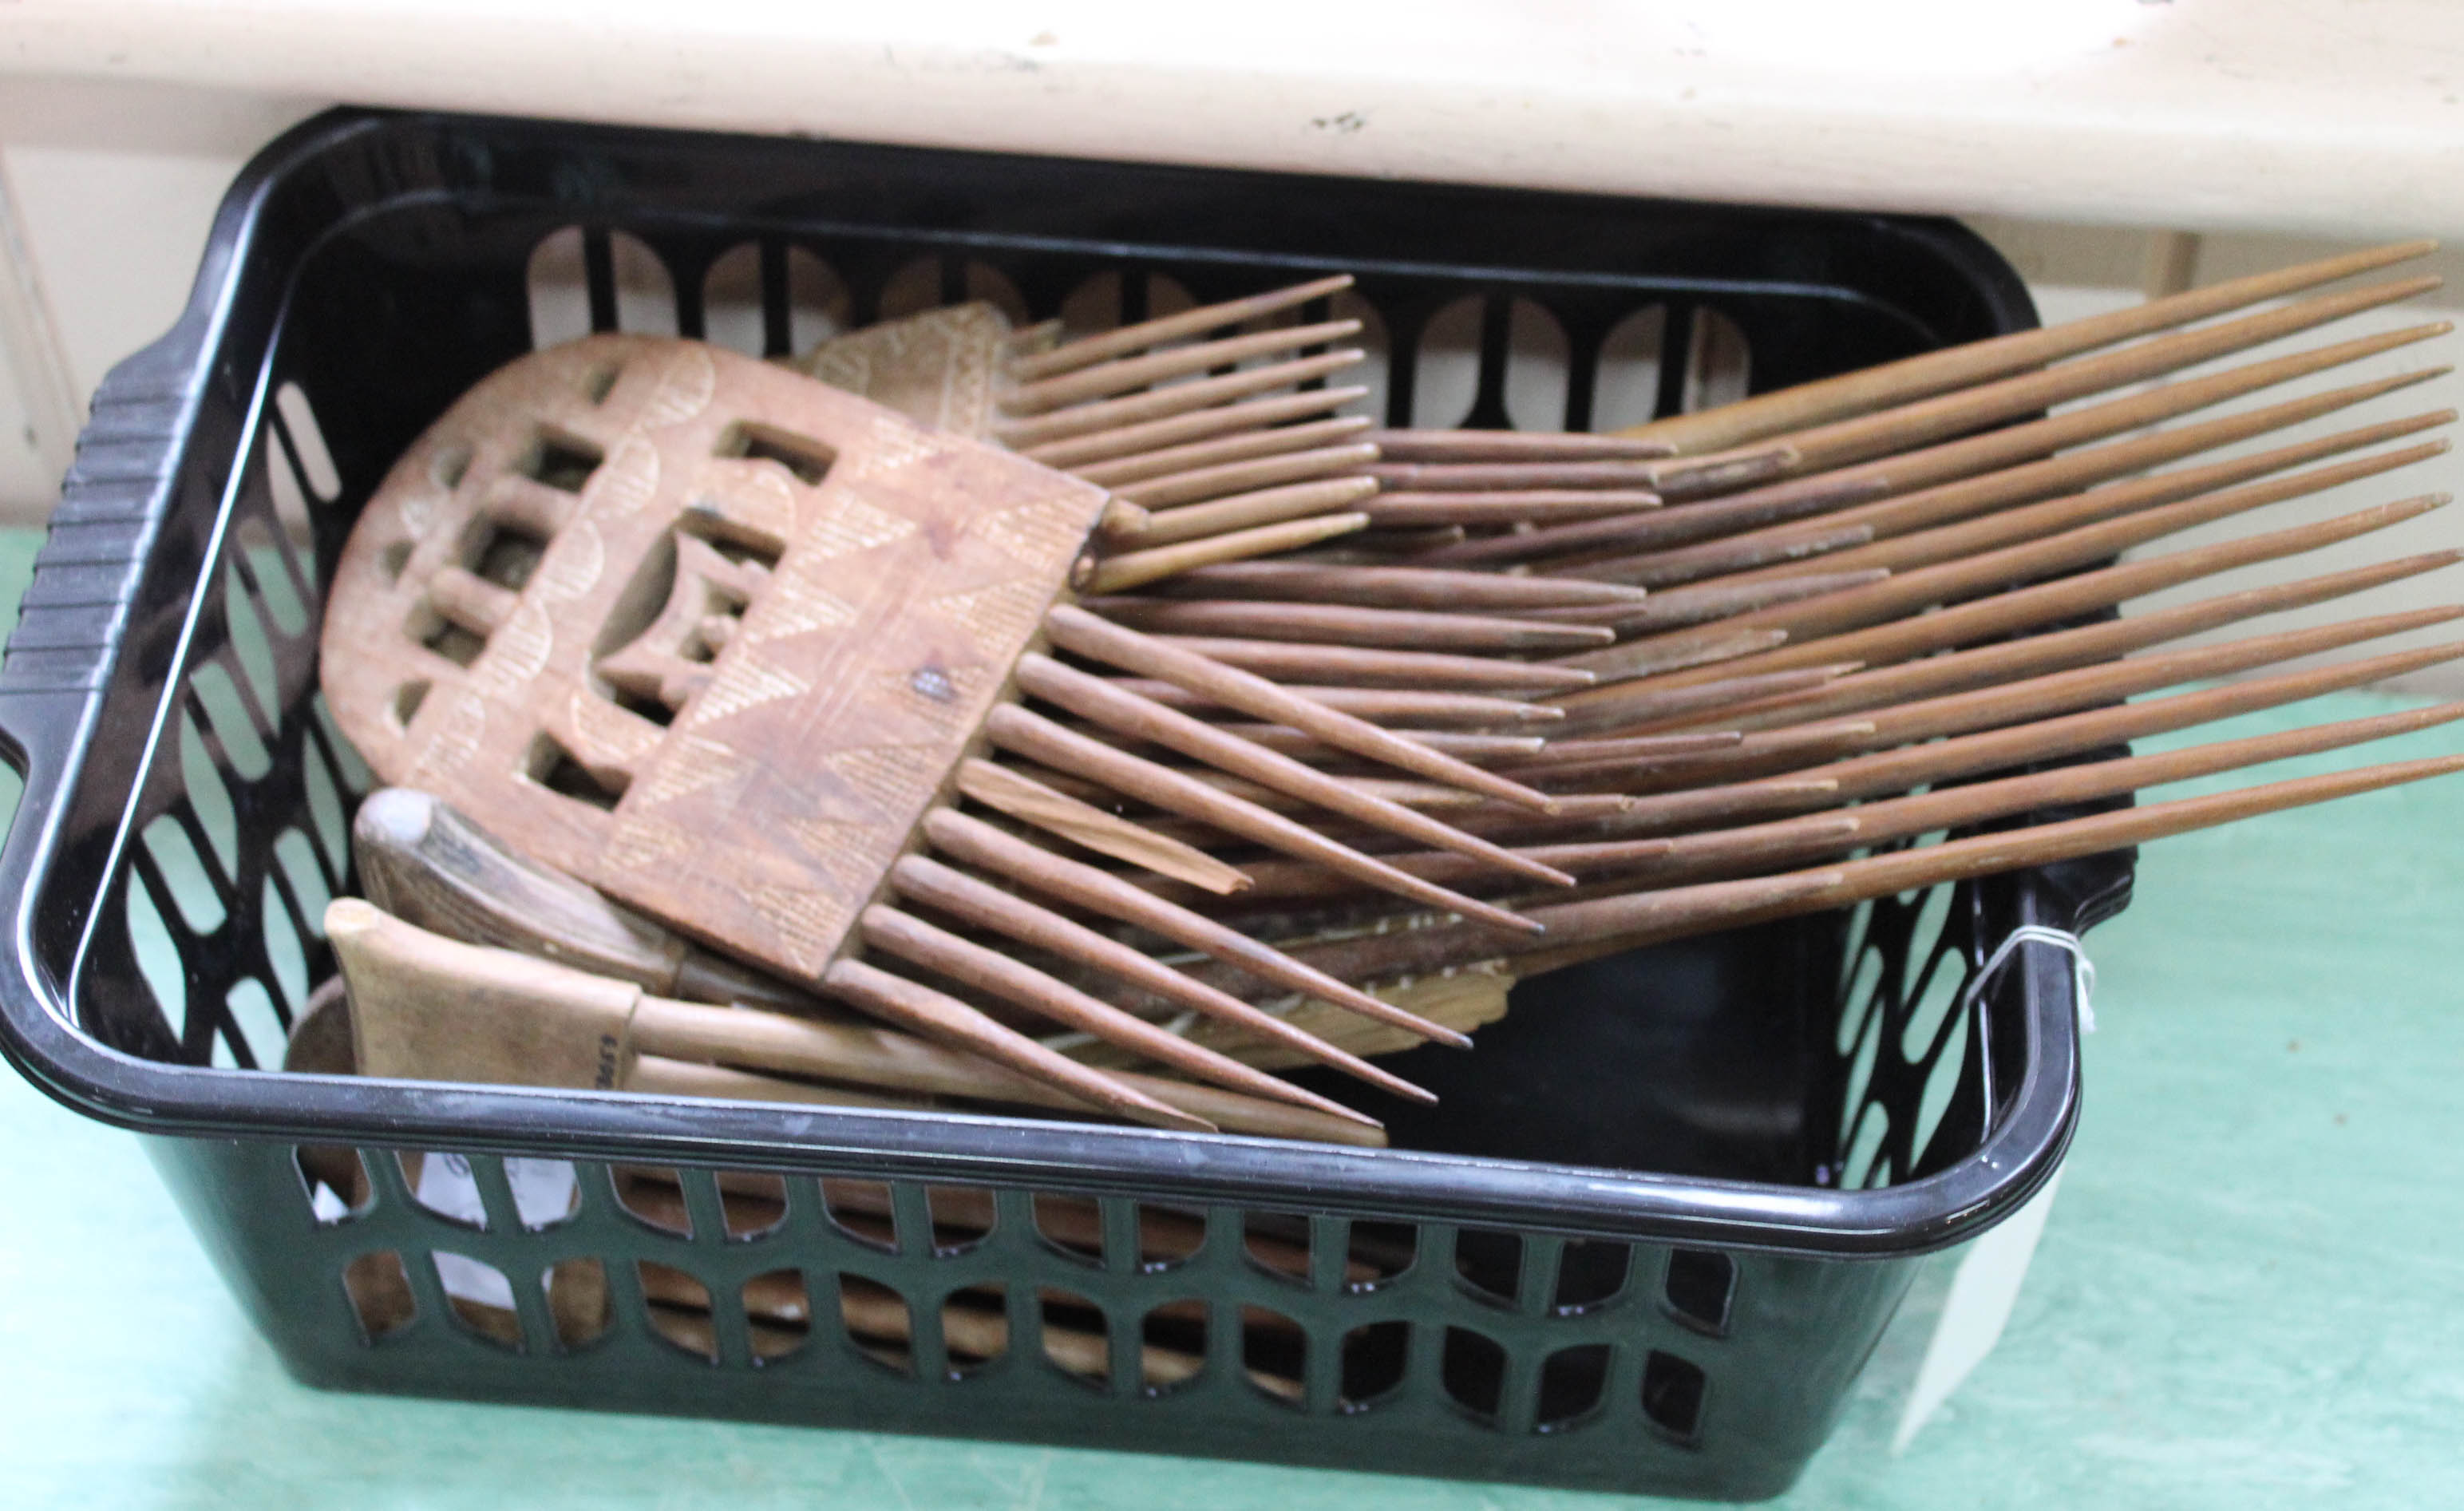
[813,742,947,821]
[683,655,813,727]
[792,301,1011,437]
[799,489,920,560]
[927,579,1053,646]
[320,334,1112,985]
[744,568,860,643]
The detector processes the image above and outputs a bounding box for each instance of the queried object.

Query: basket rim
[0,105,2113,1259]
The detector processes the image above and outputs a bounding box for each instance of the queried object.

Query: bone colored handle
[323,900,1384,1145]
[352,788,822,1015]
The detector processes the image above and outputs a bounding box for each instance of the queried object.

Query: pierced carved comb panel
[322,334,1113,981]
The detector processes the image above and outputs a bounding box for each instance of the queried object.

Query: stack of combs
[303,240,2462,1146]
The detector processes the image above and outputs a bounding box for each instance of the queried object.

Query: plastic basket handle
[0,312,221,1030]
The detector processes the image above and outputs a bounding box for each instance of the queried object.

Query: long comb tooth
[1117,441,1382,508]
[1601,444,2457,664]
[1617,240,2441,454]
[1510,732,1748,767]
[1555,494,2453,699]
[1335,742,2464,984]
[1006,318,1364,415]
[1595,721,1878,794]
[1649,278,2449,488]
[1503,777,1847,843]
[1715,417,2455,590]
[1224,728,1683,775]
[1045,605,1567,807]
[1698,552,2464,735]
[1501,751,1779,797]
[612,972,1365,1141]
[1367,429,1678,463]
[1533,817,1865,888]
[1214,724,1551,762]
[1150,635,1596,694]
[1170,769,1486,813]
[1657,338,2452,572]
[1074,417,1374,489]
[1645,443,1807,497]
[995,350,1366,449]
[1153,560,1651,611]
[1497,726,1843,789]
[1008,275,1356,383]
[1529,627,2464,844]
[1014,739,1500,813]
[1526,572,1889,632]
[1811,630,2464,805]
[953,757,1250,895]
[1014,655,1578,888]
[924,809,1476,1046]
[1021,386,1370,470]
[1187,836,1679,905]
[1132,477,1382,548]
[1557,521,1877,589]
[1842,609,2464,752]
[1556,443,2424,680]
[1265,870,1852,986]
[1644,702,2464,886]
[816,956,1214,1132]
[1112,677,1568,728]
[1168,828,1689,906]
[1363,490,1666,527]
[985,704,1550,932]
[1078,511,1370,594]
[856,904,1379,1125]
[1513,754,2464,969]
[1365,458,1679,495]
[1412,475,1889,571]
[1346,524,1470,555]
[1546,633,1792,723]
[888,854,1436,1102]
[1083,597,1612,652]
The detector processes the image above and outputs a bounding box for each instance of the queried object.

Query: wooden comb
[326,899,1386,1145]
[789,281,1385,557]
[791,276,1684,568]
[317,335,1607,1128]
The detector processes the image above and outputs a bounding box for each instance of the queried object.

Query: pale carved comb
[320,334,1592,1129]
[789,276,1678,558]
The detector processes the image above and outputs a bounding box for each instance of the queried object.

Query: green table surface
[1,525,2459,1509]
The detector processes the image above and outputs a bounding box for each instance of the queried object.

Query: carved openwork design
[320,335,1113,981]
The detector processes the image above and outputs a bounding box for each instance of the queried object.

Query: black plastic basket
[0,109,2134,1500]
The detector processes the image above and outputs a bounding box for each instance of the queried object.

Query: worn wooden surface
[322,334,1112,987]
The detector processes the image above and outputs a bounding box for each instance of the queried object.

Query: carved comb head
[322,336,1604,1128]
[323,335,1113,979]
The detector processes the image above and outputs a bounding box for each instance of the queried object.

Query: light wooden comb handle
[325,900,1384,1146]
[352,787,826,1016]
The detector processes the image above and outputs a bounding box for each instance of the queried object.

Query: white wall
[0,77,326,517]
